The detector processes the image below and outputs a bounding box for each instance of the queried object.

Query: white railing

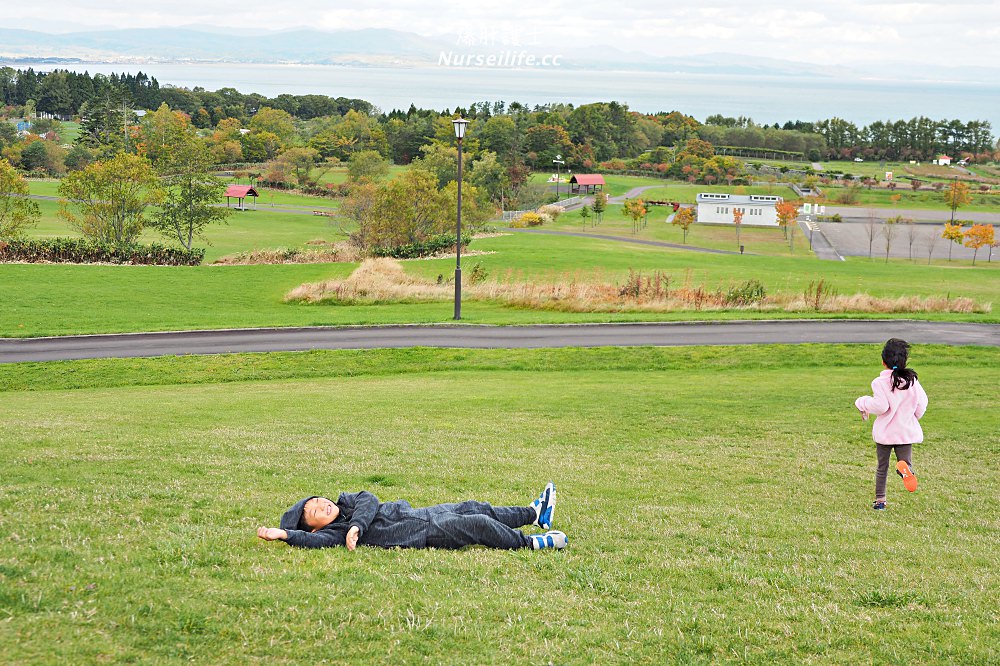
[500,210,530,222]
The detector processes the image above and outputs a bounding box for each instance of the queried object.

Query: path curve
[1,321,996,363]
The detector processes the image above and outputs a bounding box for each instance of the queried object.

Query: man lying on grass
[257,483,567,551]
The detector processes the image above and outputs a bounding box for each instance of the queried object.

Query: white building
[695,193,783,227]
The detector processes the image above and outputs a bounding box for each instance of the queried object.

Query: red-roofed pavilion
[569,174,606,194]
[225,185,259,210]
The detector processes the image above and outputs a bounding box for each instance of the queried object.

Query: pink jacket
[855,369,928,445]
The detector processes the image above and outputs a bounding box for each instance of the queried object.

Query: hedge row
[369,234,472,259]
[0,238,205,266]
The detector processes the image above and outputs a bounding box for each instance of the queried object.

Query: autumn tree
[962,224,994,265]
[248,107,296,148]
[274,147,321,188]
[941,222,965,261]
[943,180,971,222]
[0,158,40,238]
[775,201,799,249]
[623,198,648,234]
[732,208,744,248]
[672,206,696,243]
[148,139,231,250]
[343,169,486,253]
[139,102,193,166]
[58,153,164,245]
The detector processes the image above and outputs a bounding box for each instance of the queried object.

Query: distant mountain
[0,27,996,83]
[0,27,446,65]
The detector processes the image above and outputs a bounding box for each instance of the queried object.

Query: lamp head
[453,117,469,140]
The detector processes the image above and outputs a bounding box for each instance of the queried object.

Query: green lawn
[25,190,346,262]
[524,203,808,256]
[2,230,997,337]
[1,345,997,664]
[820,184,1000,212]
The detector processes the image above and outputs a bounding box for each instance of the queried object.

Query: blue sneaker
[530,482,555,530]
[530,530,568,550]
[872,501,887,511]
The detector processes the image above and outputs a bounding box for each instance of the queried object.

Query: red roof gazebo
[569,174,606,194]
[224,185,259,210]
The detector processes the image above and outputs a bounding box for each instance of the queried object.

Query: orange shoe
[896,461,918,492]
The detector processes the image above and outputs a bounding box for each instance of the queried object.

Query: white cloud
[4,0,1000,68]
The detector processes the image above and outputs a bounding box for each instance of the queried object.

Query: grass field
[543,203,799,256]
[24,185,346,262]
[818,185,1000,212]
[1,345,997,664]
[2,230,998,337]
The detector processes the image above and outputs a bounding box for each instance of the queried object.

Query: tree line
[688,115,996,162]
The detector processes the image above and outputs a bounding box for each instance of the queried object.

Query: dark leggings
[875,444,913,502]
[423,501,535,550]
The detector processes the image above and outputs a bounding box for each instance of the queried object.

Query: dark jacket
[280,491,434,549]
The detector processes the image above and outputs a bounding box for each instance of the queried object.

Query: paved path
[2,321,996,363]
[798,220,843,261]
[609,185,662,203]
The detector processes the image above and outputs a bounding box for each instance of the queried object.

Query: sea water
[6,60,1000,129]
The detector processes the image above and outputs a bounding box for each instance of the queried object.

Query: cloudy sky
[6,0,998,69]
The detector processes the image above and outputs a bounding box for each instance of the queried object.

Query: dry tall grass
[285,259,991,314]
[214,242,363,265]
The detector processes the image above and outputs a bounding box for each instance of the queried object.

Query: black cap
[280,496,317,531]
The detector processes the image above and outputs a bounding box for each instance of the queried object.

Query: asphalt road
[1,321,996,363]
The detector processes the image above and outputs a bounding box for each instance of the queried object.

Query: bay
[6,60,1000,130]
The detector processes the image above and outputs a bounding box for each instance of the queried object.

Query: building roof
[569,174,606,185]
[938,155,952,160]
[696,193,782,205]
[224,185,259,198]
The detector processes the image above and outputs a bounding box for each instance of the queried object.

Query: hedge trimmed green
[0,237,204,266]
[369,233,472,259]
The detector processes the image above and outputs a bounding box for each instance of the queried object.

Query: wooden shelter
[569,174,606,194]
[224,185,259,210]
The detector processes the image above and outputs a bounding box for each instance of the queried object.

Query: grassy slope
[1,345,997,664]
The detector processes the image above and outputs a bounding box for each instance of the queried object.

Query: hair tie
[892,366,898,370]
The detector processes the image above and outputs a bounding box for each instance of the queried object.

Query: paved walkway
[2,321,996,363]
[798,220,843,261]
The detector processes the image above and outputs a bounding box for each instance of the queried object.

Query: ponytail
[882,338,918,391]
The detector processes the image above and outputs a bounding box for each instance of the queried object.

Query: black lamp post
[453,117,468,320]
[553,154,565,201]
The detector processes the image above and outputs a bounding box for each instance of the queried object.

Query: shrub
[468,263,489,284]
[519,212,544,227]
[0,238,204,265]
[369,233,472,259]
[537,205,565,221]
[725,279,767,306]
